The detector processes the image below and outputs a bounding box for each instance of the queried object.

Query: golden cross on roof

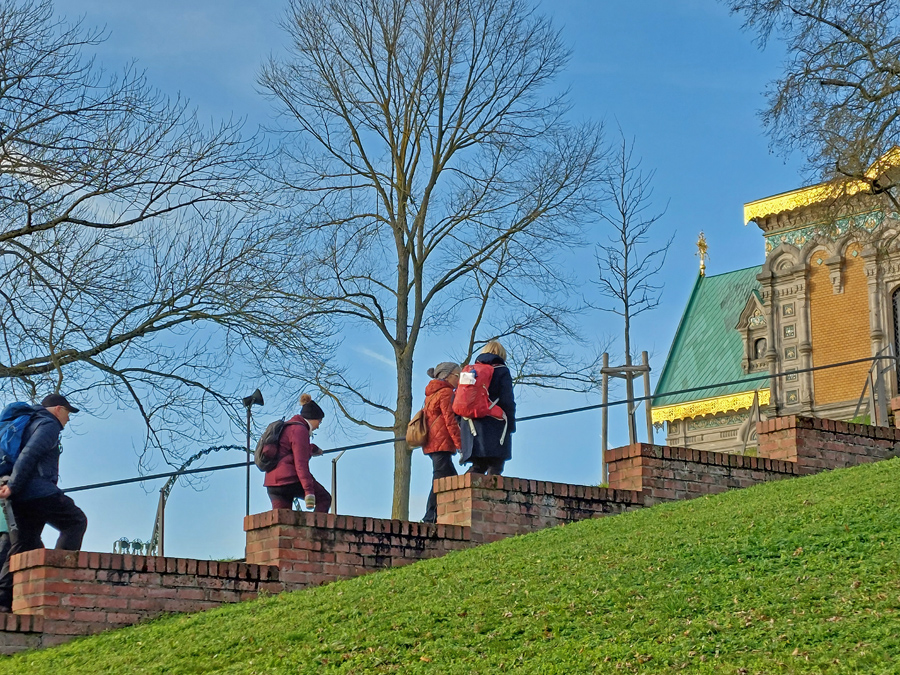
[696,231,708,277]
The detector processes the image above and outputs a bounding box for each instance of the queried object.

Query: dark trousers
[422,452,458,524]
[0,532,9,587]
[267,480,332,513]
[467,457,505,476]
[0,493,87,608]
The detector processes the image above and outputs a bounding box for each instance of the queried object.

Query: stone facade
[660,185,900,453]
[757,211,894,421]
[665,411,751,455]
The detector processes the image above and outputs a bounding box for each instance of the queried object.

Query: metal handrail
[61,353,898,498]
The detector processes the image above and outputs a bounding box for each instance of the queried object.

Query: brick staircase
[1,415,897,654]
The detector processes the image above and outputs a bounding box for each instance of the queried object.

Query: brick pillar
[10,548,280,640]
[607,443,796,504]
[244,510,470,590]
[434,473,641,543]
[757,415,900,474]
[890,397,900,429]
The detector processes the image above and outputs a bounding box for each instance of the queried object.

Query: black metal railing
[60,353,897,554]
[64,352,898,494]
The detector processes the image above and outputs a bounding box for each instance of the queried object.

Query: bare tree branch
[725,0,900,207]
[591,131,672,429]
[260,0,608,518]
[0,0,332,467]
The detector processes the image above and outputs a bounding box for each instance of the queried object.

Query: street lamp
[242,388,264,517]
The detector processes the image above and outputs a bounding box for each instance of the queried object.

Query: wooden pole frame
[600,352,654,485]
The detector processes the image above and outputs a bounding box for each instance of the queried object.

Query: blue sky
[45,0,805,559]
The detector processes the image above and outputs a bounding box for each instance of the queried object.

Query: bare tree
[593,133,671,439]
[0,0,329,466]
[260,0,607,519]
[724,0,900,206]
[456,238,600,390]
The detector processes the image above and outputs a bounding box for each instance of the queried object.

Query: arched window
[754,337,767,360]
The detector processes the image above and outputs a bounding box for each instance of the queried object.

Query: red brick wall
[244,510,471,589]
[757,415,900,474]
[606,443,798,504]
[7,420,895,657]
[0,614,43,655]
[10,548,281,639]
[434,473,642,543]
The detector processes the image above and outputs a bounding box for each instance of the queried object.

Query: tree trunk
[391,350,414,520]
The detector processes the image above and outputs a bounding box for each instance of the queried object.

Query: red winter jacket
[263,415,318,497]
[422,379,462,455]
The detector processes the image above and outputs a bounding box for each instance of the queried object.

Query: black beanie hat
[299,393,324,420]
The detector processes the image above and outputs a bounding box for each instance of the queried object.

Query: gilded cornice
[745,147,900,224]
[745,181,870,224]
[652,389,770,424]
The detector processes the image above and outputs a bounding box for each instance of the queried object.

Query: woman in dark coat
[459,341,516,475]
[420,361,461,523]
[263,393,331,513]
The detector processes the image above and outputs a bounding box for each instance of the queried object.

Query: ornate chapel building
[652,151,900,453]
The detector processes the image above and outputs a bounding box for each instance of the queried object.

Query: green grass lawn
[4,459,900,674]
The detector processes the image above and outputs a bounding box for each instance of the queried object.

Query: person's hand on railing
[311,444,323,457]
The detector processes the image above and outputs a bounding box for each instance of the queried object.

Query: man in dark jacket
[459,342,516,475]
[0,394,87,611]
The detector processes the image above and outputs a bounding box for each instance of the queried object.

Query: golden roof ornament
[696,231,708,277]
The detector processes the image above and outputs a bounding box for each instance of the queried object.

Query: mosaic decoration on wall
[764,211,884,253]
[785,371,799,382]
[782,303,795,317]
[783,324,795,338]
[687,411,751,432]
[784,346,797,360]
[785,389,800,404]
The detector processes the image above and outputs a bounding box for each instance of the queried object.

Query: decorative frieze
[652,390,770,424]
[761,211,882,250]
[686,411,750,432]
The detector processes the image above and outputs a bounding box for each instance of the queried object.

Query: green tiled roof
[653,265,768,407]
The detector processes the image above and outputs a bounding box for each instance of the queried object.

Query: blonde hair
[480,341,507,361]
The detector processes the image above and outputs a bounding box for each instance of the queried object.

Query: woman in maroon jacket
[421,362,461,523]
[264,394,331,513]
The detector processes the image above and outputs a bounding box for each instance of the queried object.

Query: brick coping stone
[432,472,643,504]
[758,414,900,441]
[244,508,470,540]
[606,442,798,475]
[10,547,280,581]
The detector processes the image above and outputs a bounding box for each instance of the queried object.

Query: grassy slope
[4,459,900,674]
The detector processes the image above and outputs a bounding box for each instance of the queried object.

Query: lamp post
[242,388,264,517]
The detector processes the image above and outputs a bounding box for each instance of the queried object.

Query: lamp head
[242,388,264,408]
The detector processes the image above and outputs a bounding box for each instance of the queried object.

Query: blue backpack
[0,402,35,476]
